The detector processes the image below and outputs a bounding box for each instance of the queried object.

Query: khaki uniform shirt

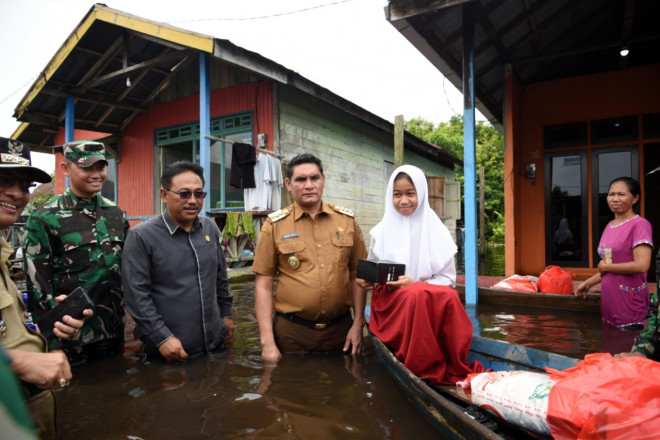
[252,202,367,322]
[0,239,45,354]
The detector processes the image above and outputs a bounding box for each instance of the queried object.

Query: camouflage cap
[64,140,108,168]
[0,137,52,183]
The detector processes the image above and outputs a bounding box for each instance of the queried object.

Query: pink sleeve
[632,219,653,249]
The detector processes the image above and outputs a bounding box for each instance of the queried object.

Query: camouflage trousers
[62,337,124,365]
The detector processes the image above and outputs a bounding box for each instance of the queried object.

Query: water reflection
[455,245,505,277]
[55,280,637,438]
[474,304,640,358]
[56,282,441,440]
[455,245,641,357]
[251,355,382,438]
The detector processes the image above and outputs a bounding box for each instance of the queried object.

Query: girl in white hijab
[368,164,457,286]
[363,165,483,385]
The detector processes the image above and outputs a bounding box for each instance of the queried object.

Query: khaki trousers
[27,390,56,440]
[273,313,353,354]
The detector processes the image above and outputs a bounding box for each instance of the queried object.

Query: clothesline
[204,135,284,159]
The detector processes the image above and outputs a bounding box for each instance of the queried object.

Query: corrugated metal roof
[13,3,461,168]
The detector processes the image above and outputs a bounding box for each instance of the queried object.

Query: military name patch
[282,232,299,239]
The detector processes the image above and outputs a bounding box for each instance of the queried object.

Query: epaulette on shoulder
[39,195,62,211]
[331,204,354,217]
[61,194,75,210]
[268,208,292,223]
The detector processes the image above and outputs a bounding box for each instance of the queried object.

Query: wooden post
[394,115,404,167]
[479,165,486,256]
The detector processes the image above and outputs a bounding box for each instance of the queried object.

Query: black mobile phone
[37,287,94,342]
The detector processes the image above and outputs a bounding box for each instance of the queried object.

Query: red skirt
[369,282,484,385]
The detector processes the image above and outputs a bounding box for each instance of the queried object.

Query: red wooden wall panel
[52,80,274,218]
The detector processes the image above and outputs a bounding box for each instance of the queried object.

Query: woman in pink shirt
[575,177,653,328]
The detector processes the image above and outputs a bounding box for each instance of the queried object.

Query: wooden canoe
[369,331,579,440]
[454,284,601,313]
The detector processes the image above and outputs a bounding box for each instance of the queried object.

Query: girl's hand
[356,278,375,291]
[385,275,415,291]
[597,260,609,275]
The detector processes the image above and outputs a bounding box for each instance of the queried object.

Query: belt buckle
[314,322,327,330]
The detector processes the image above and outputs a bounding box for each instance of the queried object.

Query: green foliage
[405,116,505,244]
[25,177,55,214]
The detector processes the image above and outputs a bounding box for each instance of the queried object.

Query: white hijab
[369,165,457,284]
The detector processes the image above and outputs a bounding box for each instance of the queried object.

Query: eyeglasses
[0,174,36,193]
[165,189,207,200]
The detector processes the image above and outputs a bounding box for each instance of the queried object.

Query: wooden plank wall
[277,86,455,244]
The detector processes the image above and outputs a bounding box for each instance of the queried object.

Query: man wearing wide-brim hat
[0,137,86,439]
[23,140,129,365]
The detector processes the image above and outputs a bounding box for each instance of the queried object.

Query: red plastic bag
[546,353,660,439]
[492,275,537,292]
[537,265,575,295]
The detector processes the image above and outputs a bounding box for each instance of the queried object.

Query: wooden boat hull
[370,332,579,439]
[455,284,601,313]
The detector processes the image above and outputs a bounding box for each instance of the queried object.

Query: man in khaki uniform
[252,153,367,362]
[0,138,87,439]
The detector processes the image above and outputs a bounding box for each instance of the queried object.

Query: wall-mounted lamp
[525,163,536,179]
[620,46,629,57]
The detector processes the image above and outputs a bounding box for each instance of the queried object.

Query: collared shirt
[23,187,128,348]
[252,201,367,322]
[122,211,232,357]
[0,239,45,354]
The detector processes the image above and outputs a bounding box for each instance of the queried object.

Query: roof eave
[13,3,214,122]
[385,6,503,131]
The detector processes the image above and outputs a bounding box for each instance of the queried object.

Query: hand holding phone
[37,287,94,342]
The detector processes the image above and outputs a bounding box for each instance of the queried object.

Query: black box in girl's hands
[357,259,406,284]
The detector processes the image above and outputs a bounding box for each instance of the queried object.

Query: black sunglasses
[165,189,207,200]
[0,174,36,193]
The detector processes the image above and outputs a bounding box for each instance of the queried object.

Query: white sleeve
[423,258,456,287]
[367,236,378,260]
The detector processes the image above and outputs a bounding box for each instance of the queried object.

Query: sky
[0,0,483,175]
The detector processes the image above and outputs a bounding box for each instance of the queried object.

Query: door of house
[428,176,445,219]
[545,146,641,269]
[590,146,639,268]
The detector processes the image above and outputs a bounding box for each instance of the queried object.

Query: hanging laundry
[267,155,283,211]
[229,142,256,188]
[243,153,272,211]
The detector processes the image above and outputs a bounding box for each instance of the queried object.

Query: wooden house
[386,0,660,282]
[10,4,461,246]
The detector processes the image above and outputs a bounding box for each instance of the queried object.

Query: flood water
[455,245,505,277]
[55,280,635,439]
[56,281,440,440]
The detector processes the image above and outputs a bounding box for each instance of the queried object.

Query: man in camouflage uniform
[617,252,660,362]
[23,141,129,364]
[629,288,660,361]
